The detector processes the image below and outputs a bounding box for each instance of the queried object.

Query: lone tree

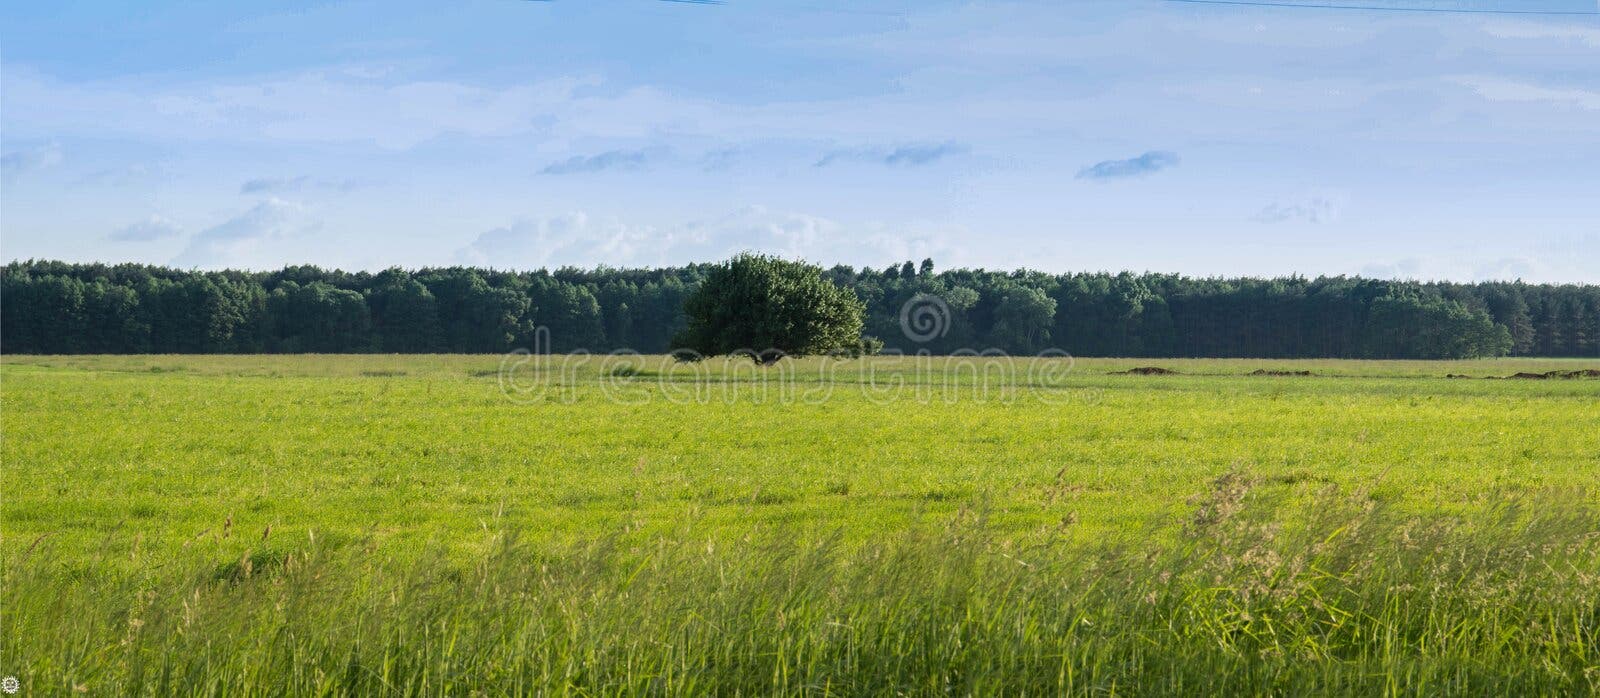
[673,253,871,363]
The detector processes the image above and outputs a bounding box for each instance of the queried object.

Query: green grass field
[3,355,1598,695]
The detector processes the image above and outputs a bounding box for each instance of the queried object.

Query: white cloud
[1356,255,1580,284]
[152,73,602,149]
[456,212,657,268]
[108,215,183,242]
[457,206,961,270]
[75,163,160,187]
[0,142,63,180]
[239,176,366,194]
[7,6,1595,160]
[240,176,311,194]
[1254,194,1343,224]
[1483,21,1600,47]
[814,142,967,168]
[1453,77,1600,112]
[1076,151,1179,180]
[4,3,1596,281]
[4,67,604,150]
[540,149,654,175]
[3,64,982,151]
[171,199,320,268]
[1471,257,1536,282]
[1359,258,1423,280]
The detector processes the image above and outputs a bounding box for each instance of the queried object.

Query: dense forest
[3,259,1597,359]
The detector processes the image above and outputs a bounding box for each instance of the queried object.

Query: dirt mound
[1505,369,1600,380]
[1542,369,1600,379]
[1116,366,1179,375]
[1249,369,1313,377]
[1444,374,1473,379]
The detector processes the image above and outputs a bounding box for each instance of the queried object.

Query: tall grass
[6,475,1596,695]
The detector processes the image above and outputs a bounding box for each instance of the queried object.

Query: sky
[2,0,1597,282]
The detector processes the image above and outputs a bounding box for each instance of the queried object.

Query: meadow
[2,354,1598,695]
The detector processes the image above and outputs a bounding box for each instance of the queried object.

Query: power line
[1161,0,1600,15]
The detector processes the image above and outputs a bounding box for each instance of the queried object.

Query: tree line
[3,259,1596,359]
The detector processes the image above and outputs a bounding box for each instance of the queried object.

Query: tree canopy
[3,258,1596,359]
[671,254,868,362]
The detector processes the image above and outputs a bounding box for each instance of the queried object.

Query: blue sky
[2,0,1597,281]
